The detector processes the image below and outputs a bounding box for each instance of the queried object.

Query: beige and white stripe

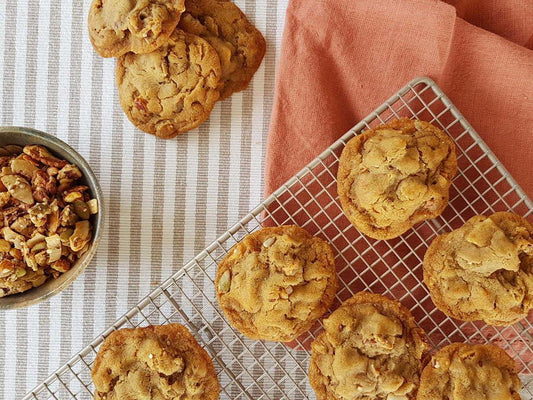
[0,0,288,397]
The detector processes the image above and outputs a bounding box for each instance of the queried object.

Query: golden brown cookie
[423,212,533,326]
[178,0,266,99]
[417,343,522,400]
[116,29,221,138]
[215,225,337,342]
[309,292,429,400]
[88,0,186,58]
[337,118,457,240]
[91,324,219,400]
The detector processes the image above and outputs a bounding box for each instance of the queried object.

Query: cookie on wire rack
[337,118,457,240]
[215,225,338,342]
[91,324,219,400]
[418,343,522,400]
[309,291,429,400]
[423,211,533,326]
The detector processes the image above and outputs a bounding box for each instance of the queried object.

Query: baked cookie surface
[337,118,457,240]
[116,29,221,138]
[178,0,266,99]
[91,324,219,400]
[215,225,337,342]
[309,292,428,400]
[417,343,522,400]
[88,0,186,58]
[423,212,533,326]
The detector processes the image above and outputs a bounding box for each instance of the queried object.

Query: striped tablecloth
[0,0,288,397]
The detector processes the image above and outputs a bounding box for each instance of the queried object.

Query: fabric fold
[265,0,533,198]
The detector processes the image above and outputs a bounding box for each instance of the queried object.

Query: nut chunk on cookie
[88,0,186,58]
[215,225,337,342]
[178,0,266,99]
[91,324,219,400]
[423,212,533,326]
[309,292,428,400]
[116,29,221,138]
[337,118,457,240]
[418,343,522,400]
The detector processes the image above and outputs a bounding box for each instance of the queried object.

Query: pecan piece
[45,234,62,263]
[70,221,90,252]
[27,233,46,250]
[135,97,148,112]
[28,203,52,228]
[10,215,34,237]
[0,156,12,167]
[0,239,11,253]
[57,164,82,181]
[10,158,39,180]
[23,145,68,168]
[51,258,70,273]
[0,258,16,278]
[2,205,28,229]
[1,175,34,205]
[64,192,83,203]
[32,170,57,203]
[0,192,11,209]
[2,227,25,249]
[47,200,60,234]
[59,205,79,226]
[1,145,23,155]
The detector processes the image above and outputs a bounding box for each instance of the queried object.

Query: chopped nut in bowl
[0,127,103,309]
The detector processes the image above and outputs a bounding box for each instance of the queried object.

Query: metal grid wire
[26,77,533,399]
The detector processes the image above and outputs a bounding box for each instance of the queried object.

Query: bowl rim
[0,126,105,309]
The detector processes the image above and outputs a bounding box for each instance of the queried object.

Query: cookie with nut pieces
[116,29,221,138]
[423,211,533,326]
[337,118,457,240]
[178,0,266,99]
[215,225,337,342]
[91,324,220,400]
[417,343,522,400]
[309,291,429,400]
[88,0,186,58]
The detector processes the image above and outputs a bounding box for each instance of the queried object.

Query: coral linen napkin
[264,0,533,197]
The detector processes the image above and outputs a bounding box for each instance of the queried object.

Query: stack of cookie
[88,0,266,139]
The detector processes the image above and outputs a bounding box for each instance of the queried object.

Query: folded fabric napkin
[265,0,533,197]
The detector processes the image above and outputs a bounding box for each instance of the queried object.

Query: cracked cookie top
[418,343,522,400]
[337,118,457,240]
[91,324,219,400]
[215,225,337,342]
[88,0,186,58]
[178,0,266,99]
[309,292,428,400]
[116,29,221,138]
[423,212,533,326]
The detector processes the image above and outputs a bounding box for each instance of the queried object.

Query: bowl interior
[0,127,104,309]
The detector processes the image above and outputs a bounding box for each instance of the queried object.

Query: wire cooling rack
[26,77,533,399]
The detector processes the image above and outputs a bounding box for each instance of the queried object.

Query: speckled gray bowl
[0,127,104,309]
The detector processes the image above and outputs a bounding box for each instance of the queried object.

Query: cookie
[116,29,221,138]
[88,0,186,58]
[309,291,429,400]
[423,212,533,326]
[337,118,457,240]
[417,343,522,400]
[178,0,266,99]
[91,324,219,400]
[215,225,337,342]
